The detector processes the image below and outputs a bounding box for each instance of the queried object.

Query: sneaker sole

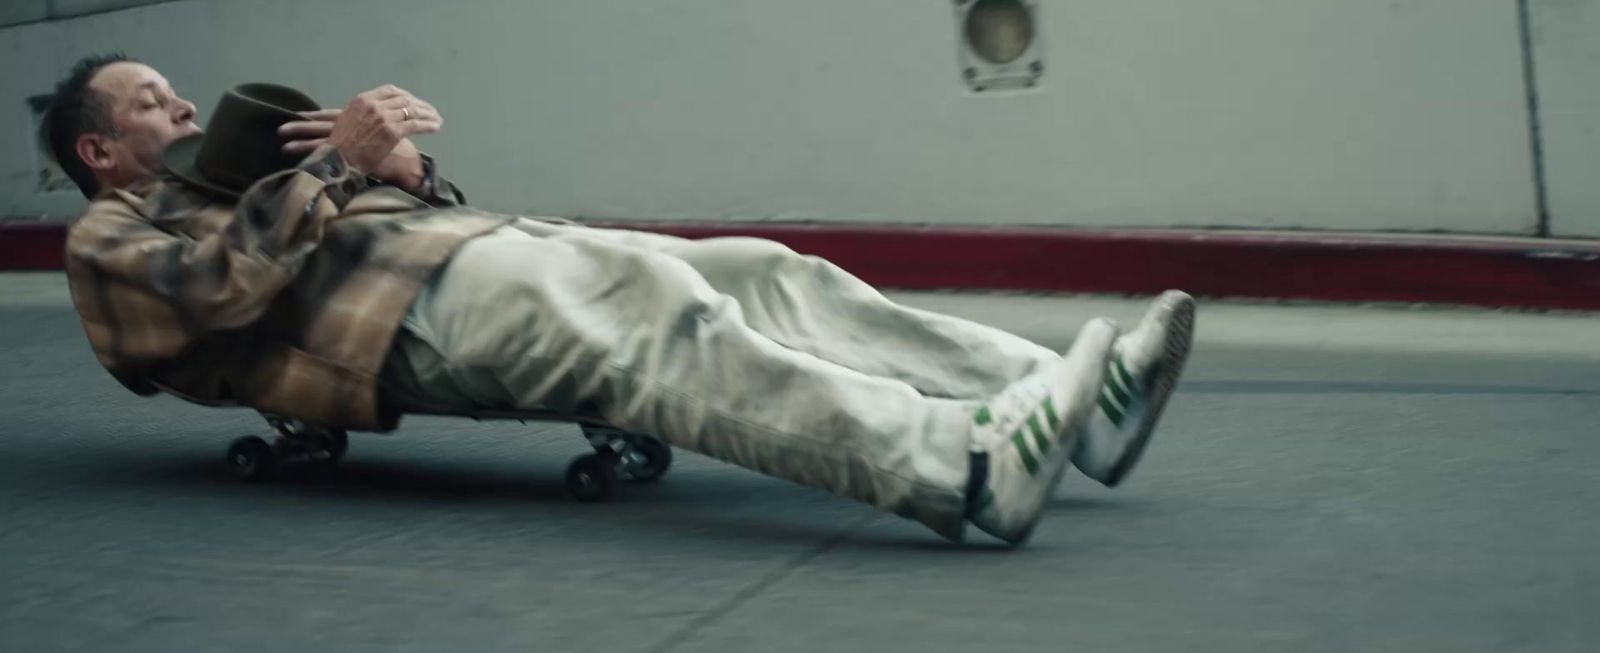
[1102,292,1196,487]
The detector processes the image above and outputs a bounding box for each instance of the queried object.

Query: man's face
[83,62,201,187]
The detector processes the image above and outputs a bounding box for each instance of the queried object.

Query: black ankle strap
[964,452,990,518]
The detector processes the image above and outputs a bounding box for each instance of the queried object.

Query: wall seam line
[1516,0,1552,237]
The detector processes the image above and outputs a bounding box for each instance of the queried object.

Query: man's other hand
[278,85,442,190]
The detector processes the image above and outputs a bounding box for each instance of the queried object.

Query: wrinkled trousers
[382,219,1059,537]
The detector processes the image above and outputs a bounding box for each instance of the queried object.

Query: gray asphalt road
[3,273,1598,653]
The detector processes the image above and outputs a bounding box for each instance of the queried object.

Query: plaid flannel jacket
[65,146,513,430]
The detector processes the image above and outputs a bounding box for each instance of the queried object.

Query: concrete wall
[1531,0,1600,238]
[0,0,179,29]
[0,0,1552,234]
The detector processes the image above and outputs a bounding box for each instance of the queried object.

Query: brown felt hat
[162,83,320,198]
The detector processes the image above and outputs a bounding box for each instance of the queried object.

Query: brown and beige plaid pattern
[65,146,511,430]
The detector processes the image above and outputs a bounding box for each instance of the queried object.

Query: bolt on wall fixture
[955,0,1044,92]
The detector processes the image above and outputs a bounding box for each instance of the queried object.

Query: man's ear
[75,133,116,172]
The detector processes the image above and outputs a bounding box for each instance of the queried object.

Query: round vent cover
[964,0,1035,64]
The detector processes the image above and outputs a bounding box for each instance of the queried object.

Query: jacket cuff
[408,152,468,207]
[298,145,367,208]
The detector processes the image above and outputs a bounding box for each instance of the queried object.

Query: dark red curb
[613,222,1600,311]
[7,219,1600,311]
[0,221,69,272]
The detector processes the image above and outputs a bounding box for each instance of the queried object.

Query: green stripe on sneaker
[1105,369,1132,408]
[1027,415,1051,454]
[1099,393,1126,427]
[1011,430,1040,476]
[1113,355,1138,394]
[1042,396,1061,431]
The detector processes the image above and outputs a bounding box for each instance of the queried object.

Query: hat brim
[161,133,241,199]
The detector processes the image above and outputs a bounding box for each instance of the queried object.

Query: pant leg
[396,225,977,537]
[528,222,1059,399]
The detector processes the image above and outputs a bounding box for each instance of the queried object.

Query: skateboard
[155,378,672,503]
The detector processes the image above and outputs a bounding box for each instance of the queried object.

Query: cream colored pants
[386,219,1060,537]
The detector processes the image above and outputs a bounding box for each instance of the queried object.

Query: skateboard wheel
[227,436,277,482]
[565,453,617,502]
[624,437,673,483]
[320,429,348,463]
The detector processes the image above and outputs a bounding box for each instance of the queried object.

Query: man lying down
[47,53,1196,546]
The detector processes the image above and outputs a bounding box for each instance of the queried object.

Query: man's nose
[173,99,197,124]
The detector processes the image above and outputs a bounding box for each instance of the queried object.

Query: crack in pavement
[644,512,876,653]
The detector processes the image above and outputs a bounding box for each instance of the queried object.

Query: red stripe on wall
[7,219,1600,310]
[0,221,68,271]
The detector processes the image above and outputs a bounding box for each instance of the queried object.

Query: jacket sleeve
[66,145,367,333]
[403,152,468,207]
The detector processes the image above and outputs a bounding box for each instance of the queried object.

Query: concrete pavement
[2,272,1597,653]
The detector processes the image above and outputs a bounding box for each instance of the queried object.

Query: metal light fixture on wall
[955,0,1044,92]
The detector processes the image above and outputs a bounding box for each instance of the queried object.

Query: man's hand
[279,85,442,190]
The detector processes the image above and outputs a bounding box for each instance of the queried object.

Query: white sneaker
[967,318,1119,545]
[1073,290,1197,487]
